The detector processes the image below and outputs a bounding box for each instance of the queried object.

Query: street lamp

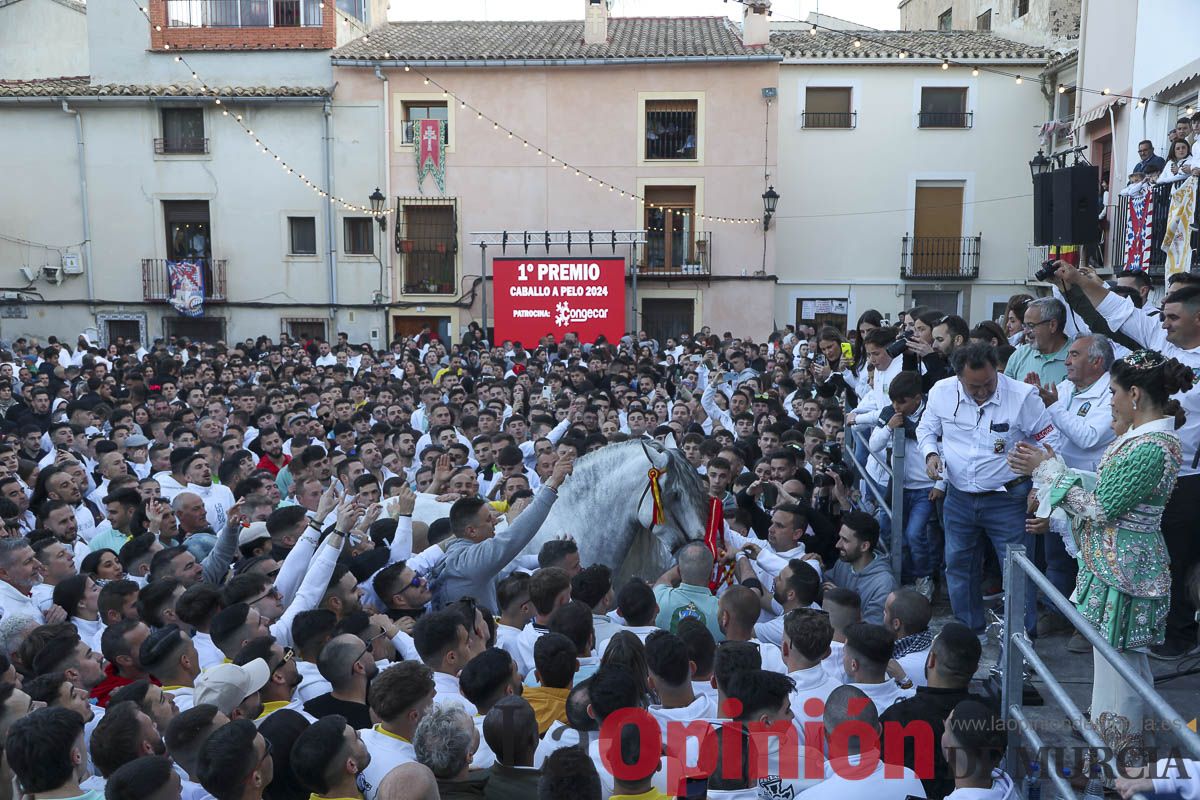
[762,185,779,230]
[1028,150,1053,182]
[369,187,387,230]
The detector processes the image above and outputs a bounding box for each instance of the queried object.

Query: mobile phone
[689,354,702,363]
[814,354,827,366]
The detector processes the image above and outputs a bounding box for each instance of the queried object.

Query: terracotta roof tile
[333,17,774,62]
[0,76,329,97]
[769,29,1052,61]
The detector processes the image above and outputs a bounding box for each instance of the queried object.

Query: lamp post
[762,186,780,230]
[368,188,387,312]
[1028,150,1053,182]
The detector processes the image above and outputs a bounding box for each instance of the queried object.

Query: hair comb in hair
[1121,349,1167,371]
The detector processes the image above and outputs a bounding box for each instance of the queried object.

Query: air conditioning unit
[18,267,37,283]
[41,265,64,285]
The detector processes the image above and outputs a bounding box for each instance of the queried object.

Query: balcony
[637,231,711,278]
[802,111,857,129]
[154,137,208,155]
[917,111,973,129]
[900,235,981,279]
[164,0,322,27]
[142,259,227,302]
[1112,181,1200,277]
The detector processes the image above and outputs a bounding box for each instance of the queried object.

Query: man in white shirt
[917,342,1061,637]
[514,567,571,677]
[842,622,915,712]
[780,607,842,741]
[0,539,61,624]
[717,585,788,674]
[359,661,436,800]
[645,630,711,761]
[597,579,662,657]
[1030,333,1116,642]
[882,590,934,689]
[412,608,480,715]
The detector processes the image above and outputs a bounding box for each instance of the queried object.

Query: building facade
[897,0,1079,48]
[330,1,783,344]
[0,0,388,347]
[769,28,1052,328]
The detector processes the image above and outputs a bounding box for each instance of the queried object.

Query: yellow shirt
[257,700,290,720]
[610,790,670,800]
[370,723,410,743]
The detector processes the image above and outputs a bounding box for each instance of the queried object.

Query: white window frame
[638,91,705,167]
[798,80,860,131]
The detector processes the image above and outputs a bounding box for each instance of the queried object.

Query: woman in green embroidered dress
[1009,350,1194,756]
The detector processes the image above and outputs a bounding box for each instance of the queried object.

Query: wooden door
[642,299,694,346]
[913,186,964,275]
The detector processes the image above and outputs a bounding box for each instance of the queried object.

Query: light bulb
[1057,84,1066,93]
[941,60,949,70]
[809,23,816,35]
[1101,87,1110,95]
[1015,75,1023,84]
[971,67,979,76]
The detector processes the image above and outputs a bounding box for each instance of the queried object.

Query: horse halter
[637,440,689,547]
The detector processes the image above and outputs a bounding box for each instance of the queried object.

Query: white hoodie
[945,769,1018,800]
[1152,758,1200,800]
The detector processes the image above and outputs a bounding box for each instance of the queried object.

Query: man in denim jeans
[870,371,941,601]
[916,344,1061,640]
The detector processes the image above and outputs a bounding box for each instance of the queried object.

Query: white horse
[525,438,711,585]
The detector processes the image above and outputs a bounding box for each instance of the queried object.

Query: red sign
[492,257,626,345]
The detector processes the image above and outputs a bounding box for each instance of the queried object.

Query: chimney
[742,0,770,47]
[584,0,608,46]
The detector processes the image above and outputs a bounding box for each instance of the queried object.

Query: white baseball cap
[193,658,270,715]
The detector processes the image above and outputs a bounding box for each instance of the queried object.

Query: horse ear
[661,431,679,451]
[641,439,669,471]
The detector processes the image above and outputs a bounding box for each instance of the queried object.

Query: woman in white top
[1156,139,1195,183]
[52,574,104,651]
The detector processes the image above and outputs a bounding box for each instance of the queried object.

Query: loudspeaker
[1051,164,1100,246]
[1031,172,1054,246]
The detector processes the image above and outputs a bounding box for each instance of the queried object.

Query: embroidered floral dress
[1033,418,1181,650]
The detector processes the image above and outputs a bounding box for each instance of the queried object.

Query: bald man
[377,762,440,800]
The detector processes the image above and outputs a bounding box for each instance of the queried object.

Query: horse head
[633,438,708,561]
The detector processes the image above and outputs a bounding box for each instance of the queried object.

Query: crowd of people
[0,261,1198,800]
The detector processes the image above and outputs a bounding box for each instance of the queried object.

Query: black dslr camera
[1033,258,1059,283]
[885,330,914,359]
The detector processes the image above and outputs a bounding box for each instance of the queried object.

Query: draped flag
[1163,176,1197,280]
[167,260,205,318]
[704,496,732,592]
[1123,189,1155,271]
[414,119,446,195]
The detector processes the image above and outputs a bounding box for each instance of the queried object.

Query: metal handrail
[1008,705,1076,800]
[846,425,907,581]
[1002,546,1200,792]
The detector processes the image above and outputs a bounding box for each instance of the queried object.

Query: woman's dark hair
[1170,138,1193,160]
[1111,353,1195,428]
[599,630,652,704]
[1005,294,1033,322]
[852,310,884,367]
[51,574,90,620]
[80,549,117,578]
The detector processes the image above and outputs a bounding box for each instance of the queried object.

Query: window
[344,218,374,255]
[919,87,971,128]
[937,8,952,30]
[402,102,449,145]
[803,87,855,129]
[397,202,456,294]
[288,217,317,256]
[645,100,697,160]
[1015,0,1029,17]
[283,318,327,342]
[911,291,960,316]
[976,9,992,30]
[642,186,698,273]
[1056,86,1077,123]
[158,108,206,154]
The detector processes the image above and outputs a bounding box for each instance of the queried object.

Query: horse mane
[563,438,706,503]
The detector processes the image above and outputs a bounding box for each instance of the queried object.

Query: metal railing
[645,109,697,159]
[1001,547,1200,795]
[846,425,906,581]
[918,111,974,128]
[901,234,982,279]
[141,258,227,301]
[802,111,857,129]
[154,137,208,155]
[638,230,712,277]
[1112,181,1200,276]
[164,0,322,27]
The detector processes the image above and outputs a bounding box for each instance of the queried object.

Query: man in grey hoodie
[431,457,572,613]
[824,510,895,625]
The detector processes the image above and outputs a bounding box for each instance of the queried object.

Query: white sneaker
[914,576,935,601]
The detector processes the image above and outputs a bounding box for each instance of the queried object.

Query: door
[643,186,696,273]
[641,299,694,346]
[913,185,964,275]
[163,200,216,297]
